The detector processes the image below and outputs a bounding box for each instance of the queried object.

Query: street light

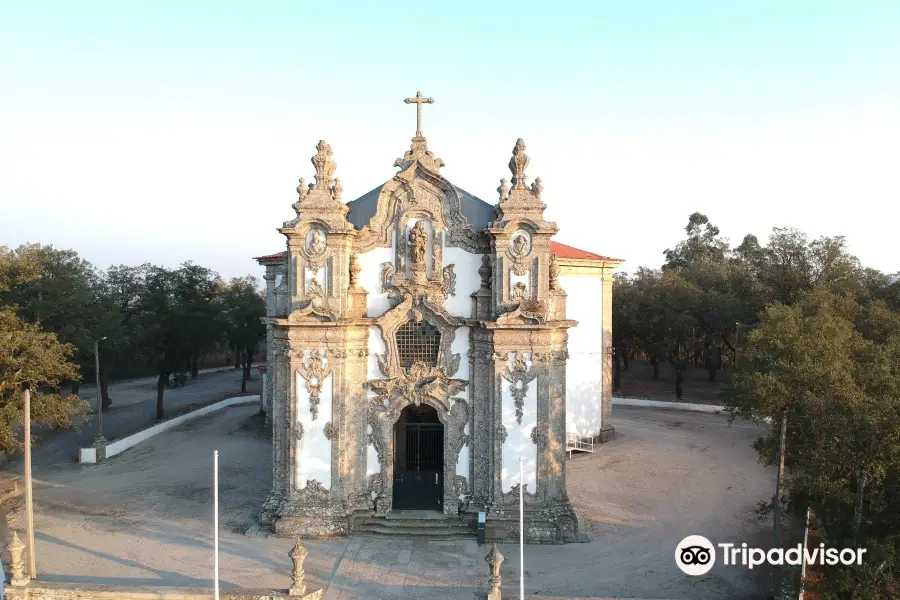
[94,337,108,448]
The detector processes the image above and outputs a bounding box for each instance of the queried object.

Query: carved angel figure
[409,221,428,265]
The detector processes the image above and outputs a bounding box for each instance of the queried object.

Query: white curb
[613,396,725,413]
[79,395,260,464]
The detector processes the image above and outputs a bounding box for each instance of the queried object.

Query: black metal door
[393,422,443,510]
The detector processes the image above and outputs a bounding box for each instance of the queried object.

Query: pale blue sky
[2,1,898,279]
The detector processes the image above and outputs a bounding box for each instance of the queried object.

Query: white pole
[798,506,811,600]
[519,456,524,600]
[213,450,219,600]
[23,387,36,580]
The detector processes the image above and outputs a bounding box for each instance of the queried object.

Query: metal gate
[393,422,443,510]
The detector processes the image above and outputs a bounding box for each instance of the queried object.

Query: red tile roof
[254,242,620,263]
[549,241,621,262]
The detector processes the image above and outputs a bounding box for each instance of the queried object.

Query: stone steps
[353,512,477,539]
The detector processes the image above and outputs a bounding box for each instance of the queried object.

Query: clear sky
[2,1,898,280]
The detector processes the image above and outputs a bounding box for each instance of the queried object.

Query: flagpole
[213,450,219,600]
[23,386,36,580]
[519,456,524,600]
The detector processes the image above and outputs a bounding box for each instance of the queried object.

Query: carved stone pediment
[353,161,487,254]
[287,299,337,323]
[368,362,468,413]
[495,299,547,325]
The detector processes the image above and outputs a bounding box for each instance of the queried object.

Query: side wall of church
[559,271,604,438]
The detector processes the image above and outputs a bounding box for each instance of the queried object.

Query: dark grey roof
[345,183,496,230]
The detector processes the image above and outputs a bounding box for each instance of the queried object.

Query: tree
[133,266,194,419]
[0,306,86,453]
[219,277,266,393]
[724,293,900,599]
[174,263,222,380]
[663,212,728,270]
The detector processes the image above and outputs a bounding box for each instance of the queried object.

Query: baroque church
[254,93,621,543]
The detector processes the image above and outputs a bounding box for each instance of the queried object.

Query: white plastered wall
[501,352,538,493]
[295,352,333,488]
[560,272,604,437]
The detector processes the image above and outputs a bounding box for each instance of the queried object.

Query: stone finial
[485,542,504,600]
[297,177,308,201]
[479,255,492,289]
[289,538,309,596]
[531,176,543,200]
[7,530,29,586]
[332,177,343,202]
[497,178,509,202]
[549,254,560,291]
[509,138,530,189]
[349,253,361,286]
[311,140,336,190]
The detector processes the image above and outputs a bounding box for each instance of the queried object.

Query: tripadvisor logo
[675,535,867,576]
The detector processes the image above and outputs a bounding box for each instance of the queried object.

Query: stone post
[7,531,29,586]
[288,538,308,596]
[485,542,504,600]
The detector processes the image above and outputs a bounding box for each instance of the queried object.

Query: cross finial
[404,91,434,137]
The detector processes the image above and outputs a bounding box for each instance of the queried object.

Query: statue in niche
[512,233,529,257]
[409,221,428,266]
[308,229,327,256]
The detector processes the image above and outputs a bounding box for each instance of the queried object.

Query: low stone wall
[612,396,725,413]
[79,395,261,464]
[4,582,303,600]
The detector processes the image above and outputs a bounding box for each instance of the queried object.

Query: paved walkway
[323,538,479,600]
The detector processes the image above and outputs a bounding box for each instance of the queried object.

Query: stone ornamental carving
[258,97,593,544]
[409,221,428,268]
[289,538,308,596]
[502,354,538,425]
[497,178,509,202]
[312,140,337,190]
[509,138,530,189]
[485,542,505,600]
[296,351,332,421]
[307,229,327,256]
[7,530,28,586]
[549,254,561,290]
[349,253,361,286]
[511,231,530,257]
[369,362,467,410]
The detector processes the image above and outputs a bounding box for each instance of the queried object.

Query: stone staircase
[351,510,477,539]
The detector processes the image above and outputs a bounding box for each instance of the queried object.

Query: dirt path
[6,405,772,598]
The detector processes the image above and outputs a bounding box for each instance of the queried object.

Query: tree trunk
[650,355,659,378]
[240,350,249,393]
[852,470,868,542]
[156,372,167,420]
[70,381,80,396]
[675,369,684,399]
[613,349,621,393]
[234,348,241,370]
[100,369,112,409]
[704,338,718,382]
[191,355,199,380]
[622,347,629,371]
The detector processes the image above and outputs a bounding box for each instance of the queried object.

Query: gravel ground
[2,404,773,599]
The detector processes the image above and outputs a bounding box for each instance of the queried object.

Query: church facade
[254,95,620,543]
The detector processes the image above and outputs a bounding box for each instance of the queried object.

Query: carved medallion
[511,230,531,257]
[307,228,327,256]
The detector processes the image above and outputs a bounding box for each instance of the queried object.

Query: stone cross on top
[404,91,434,137]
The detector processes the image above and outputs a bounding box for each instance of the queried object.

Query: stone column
[599,269,615,442]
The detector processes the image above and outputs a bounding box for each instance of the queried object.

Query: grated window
[396,320,441,368]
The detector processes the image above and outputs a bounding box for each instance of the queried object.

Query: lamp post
[94,337,107,445]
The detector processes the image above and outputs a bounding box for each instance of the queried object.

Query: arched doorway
[393,404,444,511]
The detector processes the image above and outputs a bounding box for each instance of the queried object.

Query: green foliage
[0,306,86,453]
